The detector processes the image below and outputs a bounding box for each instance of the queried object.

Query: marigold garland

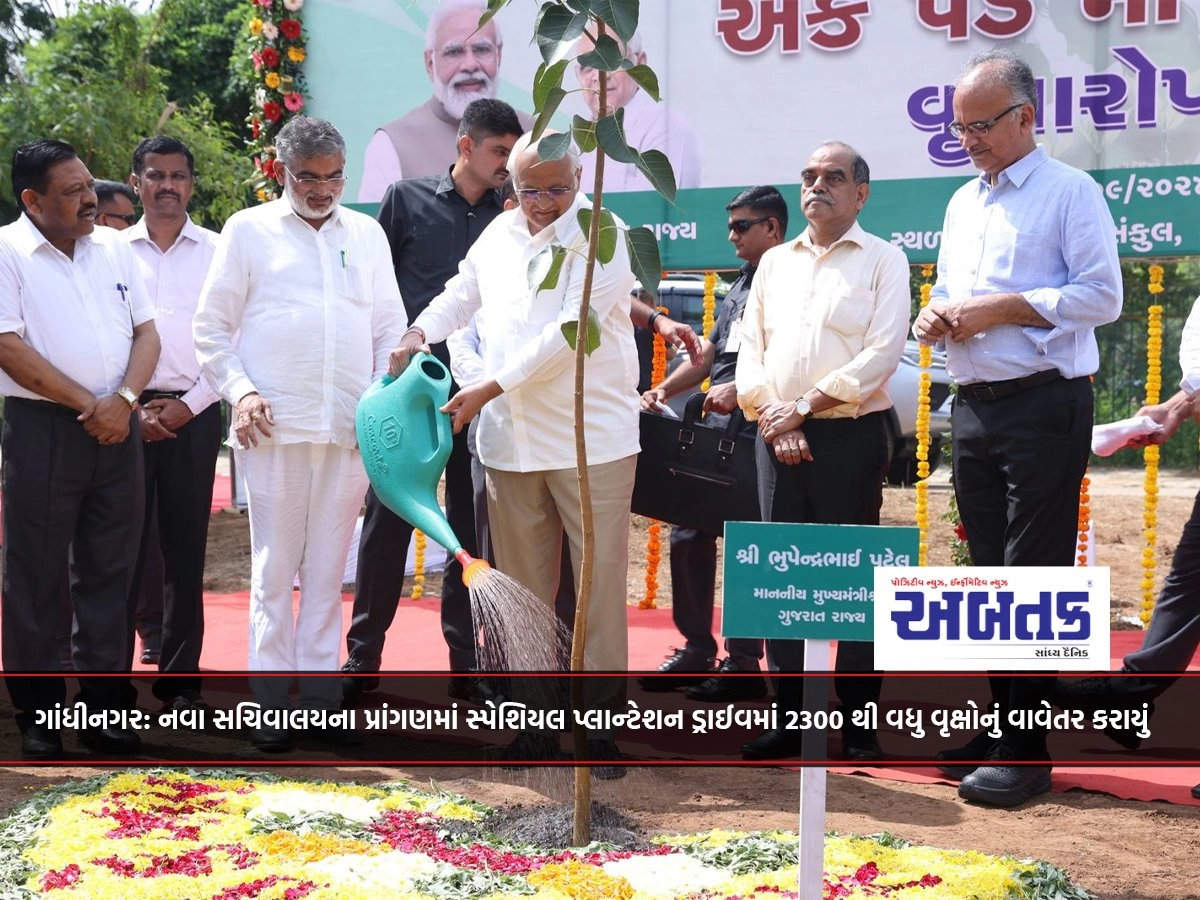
[699,272,718,392]
[245,0,308,202]
[410,529,427,600]
[641,306,671,610]
[1142,264,1166,623]
[1077,471,1091,566]
[914,265,935,566]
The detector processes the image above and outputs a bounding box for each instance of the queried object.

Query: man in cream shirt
[735,141,910,762]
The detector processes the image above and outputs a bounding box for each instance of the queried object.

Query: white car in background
[652,276,953,485]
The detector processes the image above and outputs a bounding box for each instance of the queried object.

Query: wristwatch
[116,385,140,410]
[793,396,812,422]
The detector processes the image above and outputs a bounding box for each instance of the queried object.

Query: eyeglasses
[100,212,137,226]
[948,103,1024,138]
[438,40,497,63]
[729,216,771,234]
[141,171,192,184]
[284,166,348,189]
[515,187,574,203]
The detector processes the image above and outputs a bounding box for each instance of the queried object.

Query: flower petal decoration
[284,92,305,112]
[0,771,1090,899]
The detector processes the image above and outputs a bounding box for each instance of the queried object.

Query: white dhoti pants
[240,441,367,710]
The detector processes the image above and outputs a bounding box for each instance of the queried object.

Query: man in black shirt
[343,99,523,702]
[639,186,787,702]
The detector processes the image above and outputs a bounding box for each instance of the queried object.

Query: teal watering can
[356,355,489,586]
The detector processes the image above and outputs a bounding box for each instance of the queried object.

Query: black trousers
[669,526,763,662]
[2,398,143,729]
[1123,487,1200,686]
[347,422,478,671]
[131,401,222,699]
[952,375,1093,754]
[755,412,888,716]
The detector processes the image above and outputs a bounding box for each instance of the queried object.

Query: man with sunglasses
[95,181,137,230]
[195,117,407,752]
[914,50,1122,807]
[639,186,787,700]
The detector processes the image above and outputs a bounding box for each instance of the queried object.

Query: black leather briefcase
[631,393,761,534]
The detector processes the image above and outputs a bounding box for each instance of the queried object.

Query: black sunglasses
[729,216,771,234]
[100,212,137,226]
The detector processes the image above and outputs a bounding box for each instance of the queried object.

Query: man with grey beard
[358,0,532,202]
[195,117,406,752]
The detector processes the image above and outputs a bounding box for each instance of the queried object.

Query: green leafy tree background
[0,0,250,229]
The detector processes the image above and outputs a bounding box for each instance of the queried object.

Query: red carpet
[157,591,1198,807]
[10,473,1197,804]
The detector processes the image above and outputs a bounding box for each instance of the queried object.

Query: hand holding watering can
[389,325,501,435]
[358,344,490,586]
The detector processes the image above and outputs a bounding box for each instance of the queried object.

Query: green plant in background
[0,0,53,87]
[0,1,250,229]
[143,0,247,131]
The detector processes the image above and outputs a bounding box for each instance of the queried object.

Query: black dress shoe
[741,728,803,761]
[81,726,142,755]
[162,691,212,714]
[1191,783,1199,800]
[685,658,769,702]
[957,761,1052,807]
[21,725,63,760]
[310,725,363,748]
[1102,701,1154,750]
[586,738,627,780]
[841,726,883,761]
[637,648,716,692]
[934,728,997,780]
[140,648,160,665]
[448,674,506,705]
[249,727,293,753]
[341,657,381,706]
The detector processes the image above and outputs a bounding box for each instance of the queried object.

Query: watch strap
[116,386,140,410]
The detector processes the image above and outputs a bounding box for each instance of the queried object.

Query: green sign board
[601,164,1198,269]
[721,522,920,642]
[349,163,1195,274]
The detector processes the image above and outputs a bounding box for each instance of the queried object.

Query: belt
[957,369,1062,402]
[140,389,187,403]
[4,396,80,418]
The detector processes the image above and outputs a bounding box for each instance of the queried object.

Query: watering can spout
[356,355,473,575]
[456,549,492,586]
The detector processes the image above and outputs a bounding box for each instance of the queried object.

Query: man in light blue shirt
[914,49,1122,808]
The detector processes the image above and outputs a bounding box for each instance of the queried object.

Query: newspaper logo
[873,567,1110,671]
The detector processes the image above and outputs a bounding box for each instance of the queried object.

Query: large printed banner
[307,0,1200,265]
